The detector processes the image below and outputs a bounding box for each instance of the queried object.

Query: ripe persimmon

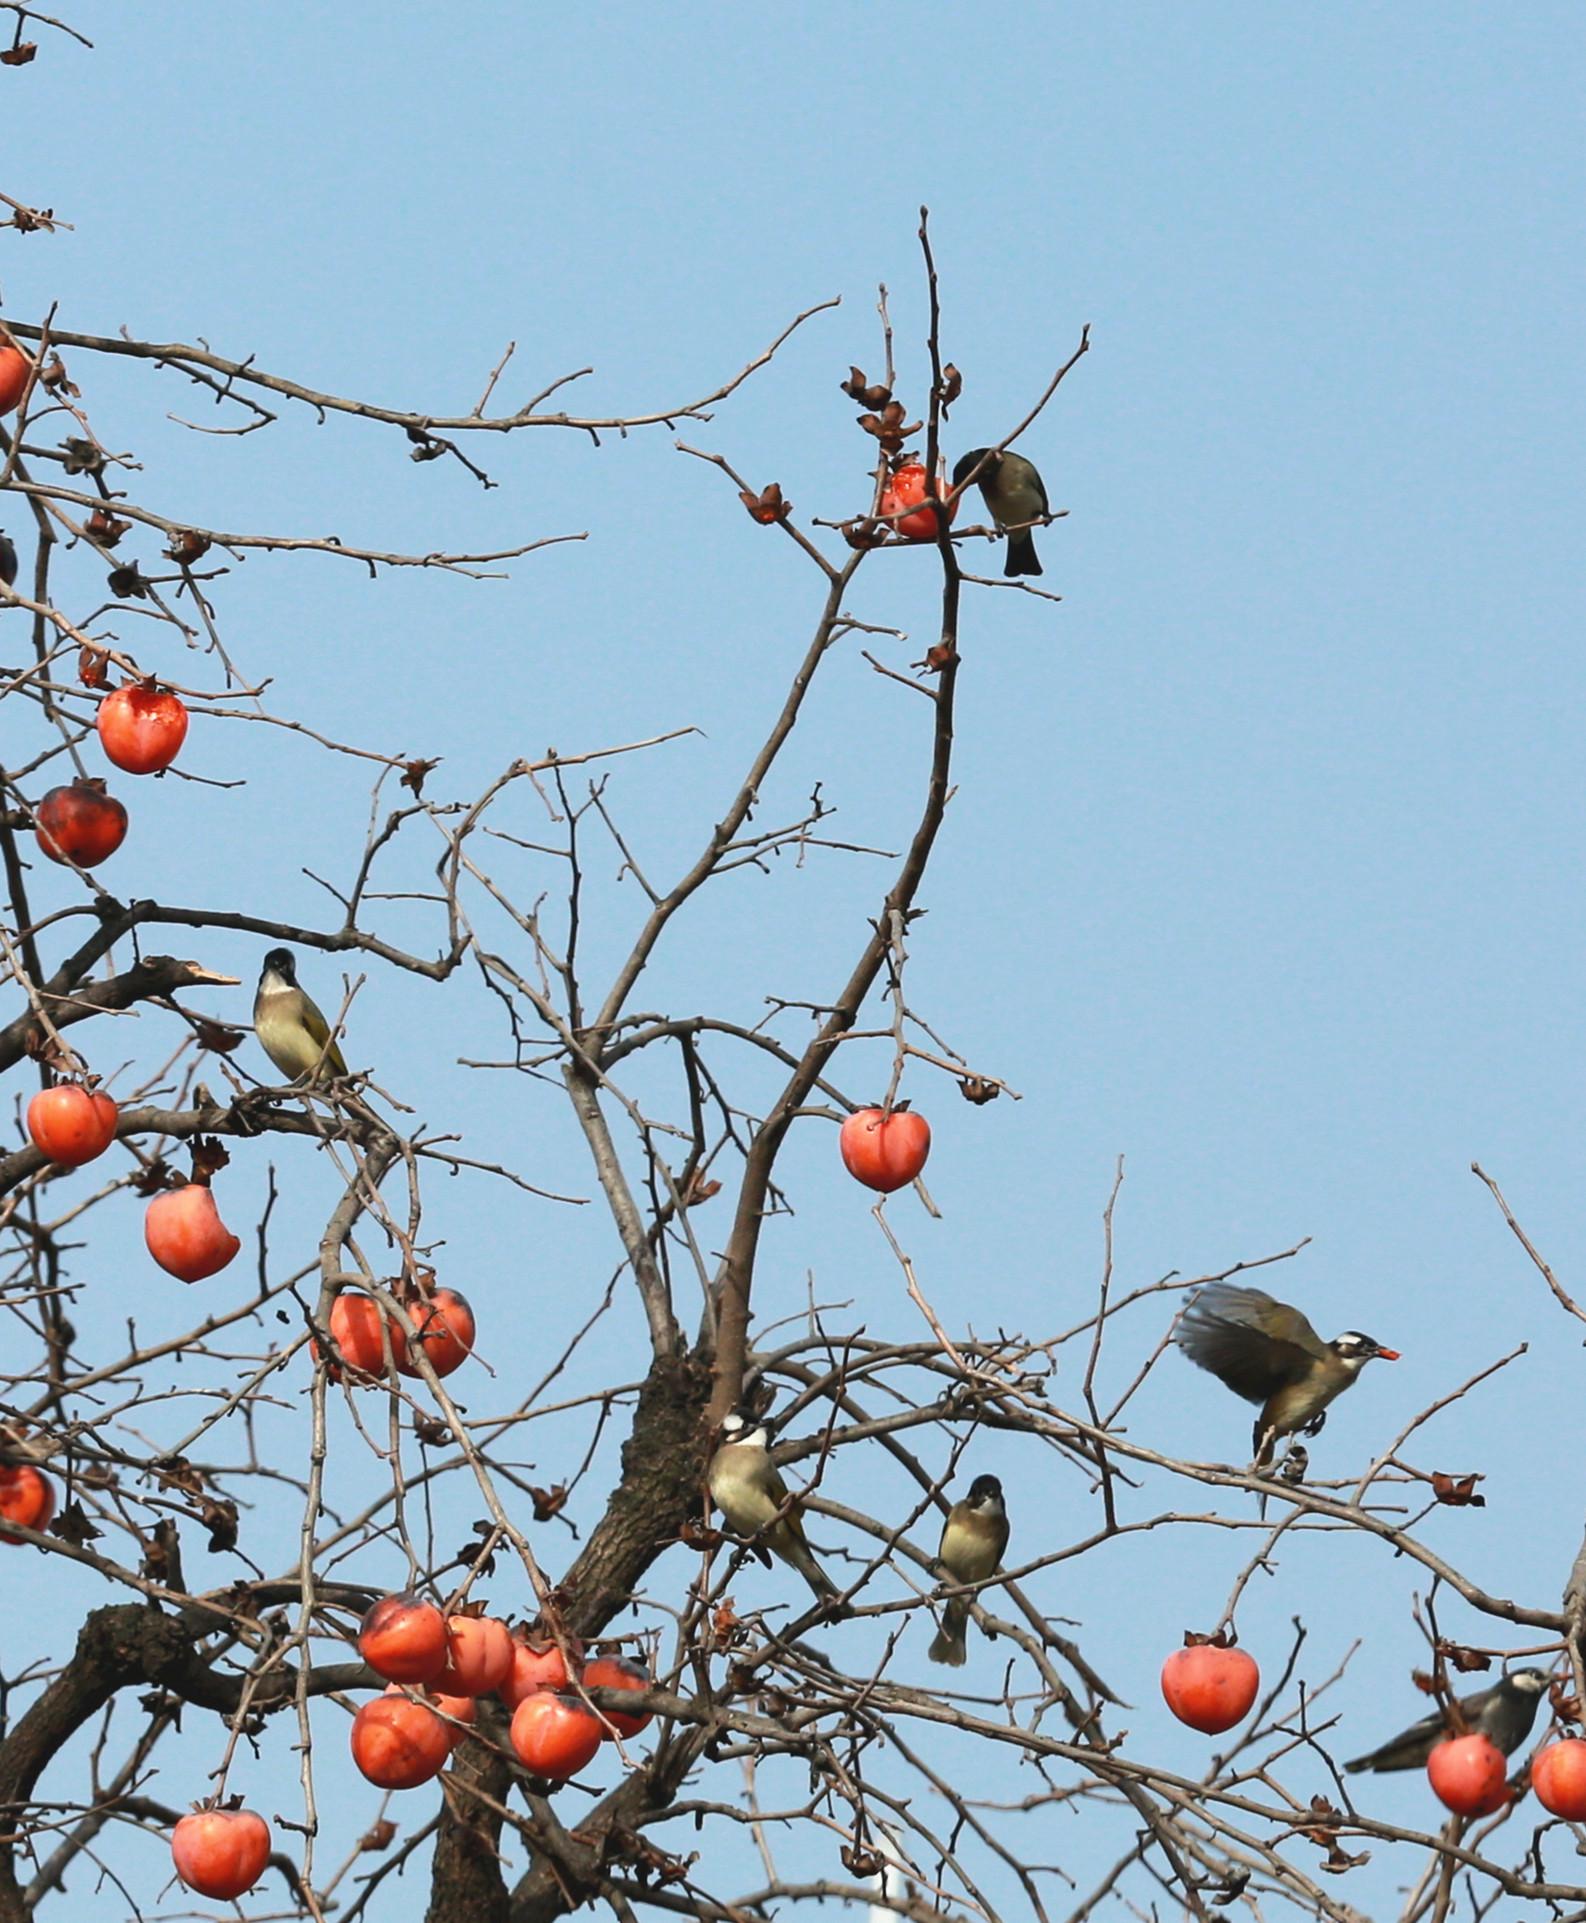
[0,344,33,415]
[96,683,189,775]
[144,1184,240,1282]
[438,1614,513,1695]
[1532,1738,1586,1820]
[880,462,958,542]
[1160,1644,1260,1735]
[499,1635,579,1709]
[170,1807,272,1900]
[392,1287,475,1379]
[582,1653,653,1738]
[350,1690,450,1789]
[838,1107,931,1193]
[26,1085,118,1166]
[510,1691,602,1781]
[358,1594,448,1685]
[34,780,127,867]
[1427,1734,1510,1816]
[0,1465,55,1544]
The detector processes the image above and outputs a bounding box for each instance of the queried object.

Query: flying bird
[951,448,1049,576]
[1345,1668,1549,1774]
[708,1411,843,1612]
[253,948,348,1083]
[1176,1283,1399,1466]
[928,1473,1009,1666]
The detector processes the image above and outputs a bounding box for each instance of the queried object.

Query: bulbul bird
[707,1411,843,1612]
[1176,1283,1399,1466]
[928,1473,1009,1667]
[0,530,16,590]
[951,448,1049,577]
[1345,1668,1549,1774]
[253,947,348,1083]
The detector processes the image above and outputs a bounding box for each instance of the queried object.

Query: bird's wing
[299,994,348,1075]
[1177,1286,1330,1403]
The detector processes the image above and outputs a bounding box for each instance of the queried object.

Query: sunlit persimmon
[26,1085,118,1166]
[879,462,958,542]
[96,683,189,775]
[0,1465,55,1544]
[34,780,127,868]
[170,1808,272,1900]
[838,1107,931,1194]
[350,1690,450,1789]
[509,1691,602,1781]
[0,344,33,415]
[438,1614,513,1696]
[1532,1738,1586,1820]
[582,1653,653,1738]
[429,1688,477,1750]
[499,1635,579,1709]
[144,1184,241,1282]
[359,1594,449,1685]
[315,1292,392,1376]
[1427,1734,1510,1816]
[392,1287,475,1379]
[1160,1644,1260,1735]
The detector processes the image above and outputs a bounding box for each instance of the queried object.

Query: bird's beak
[1375,1347,1401,1361]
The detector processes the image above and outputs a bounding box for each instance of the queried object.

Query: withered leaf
[840,518,886,551]
[1319,1845,1370,1874]
[0,42,38,65]
[61,437,105,476]
[958,1075,1000,1105]
[681,1171,722,1206]
[39,354,73,396]
[153,1455,205,1495]
[400,756,440,798]
[841,1843,884,1878]
[78,646,110,688]
[1431,1471,1486,1507]
[529,1482,568,1522]
[165,528,212,566]
[940,362,963,409]
[188,1136,231,1182]
[107,564,149,599]
[84,507,130,547]
[50,1501,102,1546]
[360,1818,397,1852]
[194,1019,246,1055]
[201,1497,239,1554]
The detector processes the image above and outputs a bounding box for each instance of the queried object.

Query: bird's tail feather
[929,1600,969,1667]
[1004,531,1041,577]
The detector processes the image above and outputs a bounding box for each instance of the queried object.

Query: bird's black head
[951,448,997,489]
[261,947,296,981]
[966,1474,1004,1509]
[1331,1331,1399,1368]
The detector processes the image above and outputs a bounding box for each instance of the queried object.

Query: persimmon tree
[3,22,1586,1923]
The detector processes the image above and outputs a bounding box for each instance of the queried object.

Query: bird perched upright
[950,447,1049,576]
[1345,1669,1549,1773]
[928,1473,1009,1666]
[1176,1283,1399,1467]
[253,948,348,1083]
[707,1410,844,1613]
[0,529,17,591]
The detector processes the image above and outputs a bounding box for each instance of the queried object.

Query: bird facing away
[707,1411,843,1612]
[928,1473,1009,1667]
[1176,1283,1399,1466]
[1345,1668,1549,1773]
[951,448,1049,576]
[253,948,348,1083]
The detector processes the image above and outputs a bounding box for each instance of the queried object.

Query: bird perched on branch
[1345,1668,1548,1773]
[951,447,1049,576]
[0,529,16,591]
[928,1473,1009,1666]
[253,947,348,1083]
[708,1411,844,1613]
[1176,1283,1399,1467]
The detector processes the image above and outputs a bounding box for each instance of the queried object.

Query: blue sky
[7,4,1585,1917]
